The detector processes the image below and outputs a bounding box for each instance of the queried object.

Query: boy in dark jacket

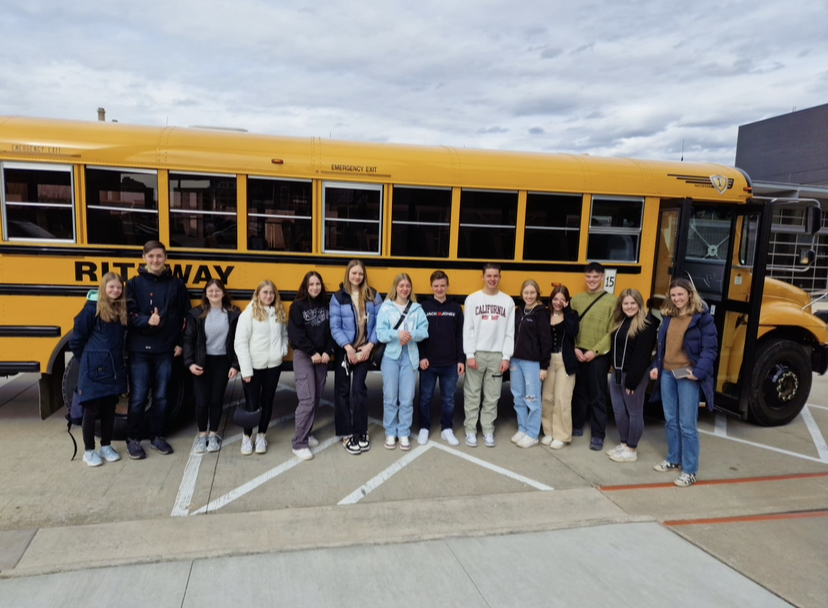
[125,241,190,459]
[417,271,465,446]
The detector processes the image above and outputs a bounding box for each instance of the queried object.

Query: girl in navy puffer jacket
[70,272,128,467]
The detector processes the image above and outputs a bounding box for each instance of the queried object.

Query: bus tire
[61,356,191,440]
[747,339,811,426]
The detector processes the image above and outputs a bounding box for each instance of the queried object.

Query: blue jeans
[418,365,459,431]
[127,352,173,440]
[381,348,416,438]
[661,370,701,475]
[510,358,542,437]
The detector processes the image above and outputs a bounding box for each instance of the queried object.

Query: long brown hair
[97,272,127,325]
[612,289,648,337]
[343,259,376,304]
[661,278,704,317]
[250,280,286,323]
[197,279,238,319]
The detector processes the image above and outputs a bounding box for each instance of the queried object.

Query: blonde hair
[250,280,286,323]
[520,279,541,309]
[387,273,417,303]
[97,272,127,325]
[612,289,648,338]
[661,278,704,317]
[343,259,376,304]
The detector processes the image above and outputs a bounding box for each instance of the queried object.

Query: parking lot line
[600,470,828,492]
[664,509,828,527]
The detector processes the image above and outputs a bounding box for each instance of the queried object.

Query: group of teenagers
[71,241,717,487]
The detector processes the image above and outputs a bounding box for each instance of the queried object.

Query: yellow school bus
[0,116,825,426]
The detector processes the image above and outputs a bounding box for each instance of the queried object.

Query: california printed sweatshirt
[462,290,516,360]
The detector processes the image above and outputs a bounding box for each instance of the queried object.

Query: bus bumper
[812,345,828,375]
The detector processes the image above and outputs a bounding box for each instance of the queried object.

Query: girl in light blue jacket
[377,273,429,451]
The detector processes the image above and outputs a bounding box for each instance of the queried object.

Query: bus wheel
[61,356,191,440]
[748,339,811,426]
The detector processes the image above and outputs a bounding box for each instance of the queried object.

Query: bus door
[652,199,772,417]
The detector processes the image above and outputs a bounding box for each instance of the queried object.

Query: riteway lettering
[74,261,235,285]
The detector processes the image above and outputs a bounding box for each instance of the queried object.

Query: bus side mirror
[799,249,816,265]
[805,206,822,235]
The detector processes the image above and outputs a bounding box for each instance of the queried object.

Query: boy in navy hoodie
[417,271,465,446]
[125,241,190,459]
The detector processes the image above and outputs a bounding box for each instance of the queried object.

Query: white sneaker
[399,436,411,451]
[609,447,638,463]
[606,443,626,456]
[483,433,496,448]
[83,450,103,467]
[385,435,397,450]
[241,435,253,455]
[517,435,538,448]
[255,434,268,454]
[511,431,526,444]
[465,432,478,447]
[100,445,121,462]
[417,429,429,445]
[550,439,566,450]
[307,435,320,448]
[540,435,553,446]
[292,448,313,461]
[441,429,460,446]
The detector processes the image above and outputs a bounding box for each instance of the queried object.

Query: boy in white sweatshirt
[462,264,515,447]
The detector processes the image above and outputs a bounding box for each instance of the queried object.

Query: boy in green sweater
[570,262,617,451]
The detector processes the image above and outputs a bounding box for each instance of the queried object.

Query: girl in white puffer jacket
[234,280,288,455]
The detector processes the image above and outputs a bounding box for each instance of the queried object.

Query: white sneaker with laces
[517,435,538,448]
[307,435,320,448]
[465,432,478,447]
[83,450,103,467]
[550,439,566,450]
[441,429,460,446]
[399,435,411,451]
[417,429,429,445]
[292,448,313,461]
[609,447,638,462]
[241,435,253,455]
[484,433,496,448]
[100,445,121,462]
[540,435,553,446]
[606,443,626,455]
[674,472,697,487]
[511,431,526,444]
[255,434,268,454]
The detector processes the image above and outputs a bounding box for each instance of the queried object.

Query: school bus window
[523,192,581,262]
[169,172,237,250]
[247,177,312,252]
[587,196,643,262]
[391,186,451,258]
[458,189,518,260]
[323,181,382,255]
[85,167,159,246]
[1,162,75,242]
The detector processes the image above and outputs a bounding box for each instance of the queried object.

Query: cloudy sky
[1,0,826,166]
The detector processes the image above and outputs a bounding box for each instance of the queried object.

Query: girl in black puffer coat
[70,272,128,467]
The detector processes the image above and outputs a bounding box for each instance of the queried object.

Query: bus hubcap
[765,364,798,405]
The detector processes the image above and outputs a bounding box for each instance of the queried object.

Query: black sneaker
[150,437,174,455]
[589,437,604,451]
[127,440,146,460]
[572,427,584,437]
[358,433,371,452]
[344,435,362,455]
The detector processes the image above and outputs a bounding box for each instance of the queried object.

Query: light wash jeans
[381,346,416,438]
[661,370,701,475]
[510,358,542,437]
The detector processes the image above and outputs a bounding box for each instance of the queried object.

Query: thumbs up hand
[149,307,161,327]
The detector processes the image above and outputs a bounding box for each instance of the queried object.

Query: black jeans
[333,351,369,437]
[571,354,611,439]
[192,355,231,433]
[242,366,281,436]
[82,395,118,451]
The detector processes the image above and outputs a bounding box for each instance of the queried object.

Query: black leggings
[192,355,232,433]
[242,366,282,435]
[82,395,118,451]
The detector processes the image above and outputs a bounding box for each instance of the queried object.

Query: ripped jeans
[510,358,542,437]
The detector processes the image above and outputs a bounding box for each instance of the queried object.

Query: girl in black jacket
[183,280,240,453]
[288,271,335,461]
[540,285,580,449]
[69,272,128,467]
[607,289,659,463]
